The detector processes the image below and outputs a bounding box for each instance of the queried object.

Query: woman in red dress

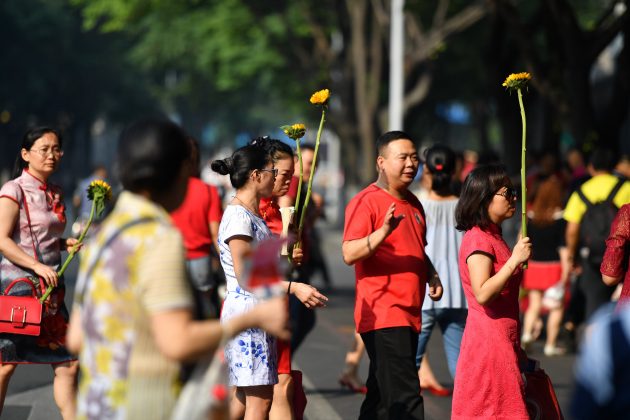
[452,164,532,419]
[601,203,630,307]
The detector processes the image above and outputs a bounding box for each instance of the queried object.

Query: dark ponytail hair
[211,144,272,189]
[424,144,456,196]
[251,136,293,162]
[455,163,510,231]
[13,127,62,179]
[117,118,190,194]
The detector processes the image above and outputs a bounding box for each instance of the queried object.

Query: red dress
[260,196,292,374]
[601,203,630,307]
[452,224,528,419]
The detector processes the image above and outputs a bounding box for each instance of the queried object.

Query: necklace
[233,195,260,216]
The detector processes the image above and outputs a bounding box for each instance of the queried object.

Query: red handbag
[0,278,42,336]
[524,368,564,420]
[0,184,45,336]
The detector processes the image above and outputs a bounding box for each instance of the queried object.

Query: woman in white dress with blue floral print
[212,143,328,419]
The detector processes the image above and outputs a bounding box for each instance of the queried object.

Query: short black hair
[589,147,615,172]
[118,119,190,194]
[455,164,511,231]
[376,131,413,156]
[253,136,293,162]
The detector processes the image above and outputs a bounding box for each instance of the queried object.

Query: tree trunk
[347,0,378,185]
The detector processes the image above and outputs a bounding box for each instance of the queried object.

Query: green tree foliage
[0,0,156,175]
[493,0,629,152]
[69,0,630,184]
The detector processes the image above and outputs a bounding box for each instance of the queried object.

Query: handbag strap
[75,216,157,303]
[16,184,40,262]
[4,278,39,297]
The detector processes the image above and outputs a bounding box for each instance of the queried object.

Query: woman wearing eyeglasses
[451,164,532,420]
[0,127,79,418]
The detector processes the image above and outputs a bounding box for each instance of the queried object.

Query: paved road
[3,226,578,420]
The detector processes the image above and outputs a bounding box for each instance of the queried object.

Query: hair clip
[251,136,269,146]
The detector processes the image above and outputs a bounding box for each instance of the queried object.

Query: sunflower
[281,123,306,141]
[502,72,532,90]
[309,89,330,106]
[87,179,113,218]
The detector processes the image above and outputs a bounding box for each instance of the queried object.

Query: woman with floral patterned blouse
[67,119,289,420]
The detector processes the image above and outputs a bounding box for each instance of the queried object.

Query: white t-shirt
[218,204,272,294]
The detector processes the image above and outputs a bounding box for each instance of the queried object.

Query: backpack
[577,178,624,266]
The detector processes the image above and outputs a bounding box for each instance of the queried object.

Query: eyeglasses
[30,147,64,158]
[495,187,518,201]
[259,168,278,177]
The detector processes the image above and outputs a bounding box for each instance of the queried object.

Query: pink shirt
[0,169,65,282]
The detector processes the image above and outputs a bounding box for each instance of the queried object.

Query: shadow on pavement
[2,405,31,420]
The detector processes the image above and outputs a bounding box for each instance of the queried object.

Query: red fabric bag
[523,261,562,290]
[0,278,43,336]
[524,368,564,420]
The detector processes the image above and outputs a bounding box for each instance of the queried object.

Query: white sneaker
[521,334,533,351]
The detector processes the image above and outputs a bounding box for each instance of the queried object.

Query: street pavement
[3,226,578,420]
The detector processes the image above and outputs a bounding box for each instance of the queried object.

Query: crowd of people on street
[0,121,628,419]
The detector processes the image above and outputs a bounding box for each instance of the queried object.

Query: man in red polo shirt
[342,131,443,420]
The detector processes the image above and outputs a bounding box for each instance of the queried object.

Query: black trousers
[579,262,616,320]
[359,327,424,420]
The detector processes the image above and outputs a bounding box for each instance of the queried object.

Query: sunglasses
[495,187,518,201]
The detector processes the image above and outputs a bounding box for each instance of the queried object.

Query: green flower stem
[518,88,528,269]
[40,198,96,302]
[294,139,304,228]
[297,108,326,247]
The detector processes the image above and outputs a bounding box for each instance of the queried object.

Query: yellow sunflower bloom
[310,89,330,106]
[502,72,532,90]
[87,179,113,202]
[280,123,306,141]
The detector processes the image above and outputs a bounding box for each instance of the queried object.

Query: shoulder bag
[0,185,44,336]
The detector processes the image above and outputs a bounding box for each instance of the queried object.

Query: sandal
[421,385,453,397]
[339,372,367,394]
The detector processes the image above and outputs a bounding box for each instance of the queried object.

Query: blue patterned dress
[218,205,277,387]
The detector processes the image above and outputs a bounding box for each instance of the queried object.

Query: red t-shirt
[260,197,282,235]
[171,177,223,259]
[343,184,428,334]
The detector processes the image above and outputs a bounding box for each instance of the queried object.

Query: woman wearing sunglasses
[451,164,532,420]
[0,127,79,418]
[212,144,295,420]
